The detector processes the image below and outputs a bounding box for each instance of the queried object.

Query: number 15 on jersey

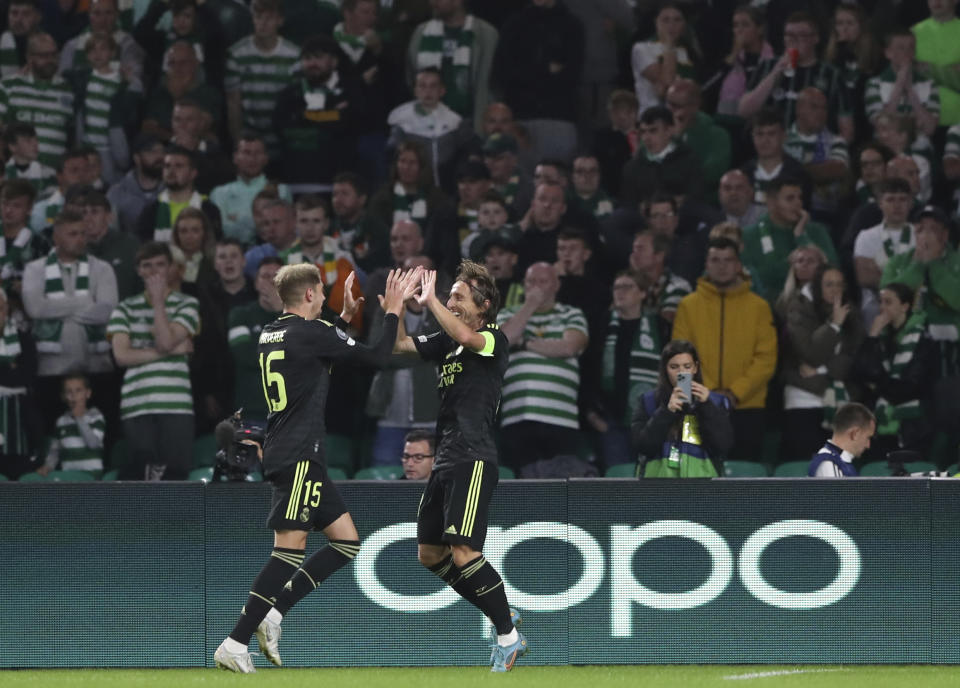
[259,350,287,412]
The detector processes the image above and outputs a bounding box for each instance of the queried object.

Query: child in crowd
[40,374,105,475]
[3,123,56,196]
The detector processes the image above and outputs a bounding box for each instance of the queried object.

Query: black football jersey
[258,312,398,476]
[413,323,509,468]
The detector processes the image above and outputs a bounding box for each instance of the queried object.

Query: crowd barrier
[1,478,957,667]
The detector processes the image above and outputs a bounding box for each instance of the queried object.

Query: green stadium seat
[772,461,810,477]
[498,466,516,479]
[949,464,959,476]
[723,460,769,477]
[189,467,214,482]
[858,461,891,477]
[18,471,48,481]
[604,463,638,478]
[47,470,97,481]
[101,469,119,481]
[0,472,7,480]
[903,461,938,474]
[326,434,354,474]
[327,467,348,481]
[192,433,218,467]
[109,438,128,471]
[353,466,401,480]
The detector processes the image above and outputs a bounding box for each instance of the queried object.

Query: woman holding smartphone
[630,340,734,478]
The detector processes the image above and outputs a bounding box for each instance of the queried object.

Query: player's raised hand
[416,269,437,307]
[399,265,424,302]
[340,271,365,323]
[381,268,409,315]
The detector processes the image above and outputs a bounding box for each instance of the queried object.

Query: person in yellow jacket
[672,237,777,461]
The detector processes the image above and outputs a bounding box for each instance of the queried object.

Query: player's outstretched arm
[418,269,488,353]
[378,267,422,353]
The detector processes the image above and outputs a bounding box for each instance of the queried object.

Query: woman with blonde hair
[775,244,828,319]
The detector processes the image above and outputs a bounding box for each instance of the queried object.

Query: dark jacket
[492,0,585,122]
[271,69,365,185]
[620,141,704,208]
[631,388,734,476]
[781,289,864,396]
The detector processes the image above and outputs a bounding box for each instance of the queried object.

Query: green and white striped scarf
[0,31,21,78]
[882,225,914,262]
[333,22,367,63]
[601,311,661,425]
[821,380,849,428]
[875,311,926,435]
[416,16,474,116]
[392,182,427,224]
[0,317,21,363]
[33,251,109,354]
[286,243,339,287]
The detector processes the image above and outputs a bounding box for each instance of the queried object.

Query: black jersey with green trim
[413,323,509,468]
[258,312,399,477]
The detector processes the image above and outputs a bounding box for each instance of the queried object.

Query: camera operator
[212,410,264,482]
[631,340,733,478]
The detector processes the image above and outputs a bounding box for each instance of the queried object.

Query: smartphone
[677,372,692,402]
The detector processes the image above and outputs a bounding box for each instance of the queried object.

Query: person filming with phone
[630,340,734,478]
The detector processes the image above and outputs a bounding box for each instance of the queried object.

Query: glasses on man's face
[401,453,434,463]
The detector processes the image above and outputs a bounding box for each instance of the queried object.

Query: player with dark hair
[214,263,419,673]
[808,402,876,477]
[390,260,528,672]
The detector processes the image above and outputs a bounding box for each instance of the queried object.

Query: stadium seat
[604,463,638,478]
[327,467,348,481]
[772,461,810,477]
[18,471,47,481]
[353,466,401,480]
[101,469,119,481]
[903,461,938,475]
[47,470,97,481]
[0,472,7,480]
[109,438,128,471]
[949,464,959,476]
[723,460,769,477]
[192,433,218,468]
[858,461,891,477]
[498,466,516,479]
[189,467,215,482]
[326,434,354,474]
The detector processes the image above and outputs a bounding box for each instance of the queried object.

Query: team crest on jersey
[335,327,356,346]
[300,507,311,523]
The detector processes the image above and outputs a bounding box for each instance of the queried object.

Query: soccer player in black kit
[214,264,418,673]
[390,261,529,672]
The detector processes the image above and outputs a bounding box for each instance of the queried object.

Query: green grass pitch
[2,666,960,688]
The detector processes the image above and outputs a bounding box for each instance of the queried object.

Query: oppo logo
[354,519,861,637]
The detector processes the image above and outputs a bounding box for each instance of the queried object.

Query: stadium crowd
[0,0,958,481]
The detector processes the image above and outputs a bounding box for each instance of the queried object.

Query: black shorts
[267,460,348,532]
[417,460,498,550]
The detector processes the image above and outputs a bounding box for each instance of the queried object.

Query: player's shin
[272,539,360,615]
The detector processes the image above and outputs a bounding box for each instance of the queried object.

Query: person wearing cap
[106,133,164,235]
[482,132,533,219]
[481,228,524,311]
[882,204,960,369]
[422,159,489,278]
[387,67,474,191]
[271,34,364,190]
